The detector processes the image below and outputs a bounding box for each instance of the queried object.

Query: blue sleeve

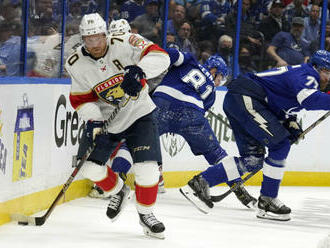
[270,32,284,47]
[203,90,216,111]
[200,1,217,23]
[166,48,195,67]
[301,91,330,111]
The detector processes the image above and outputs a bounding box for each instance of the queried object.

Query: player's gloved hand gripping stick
[210,111,330,203]
[11,95,128,226]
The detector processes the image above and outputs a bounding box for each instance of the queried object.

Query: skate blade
[179,186,211,214]
[142,226,165,239]
[256,209,291,221]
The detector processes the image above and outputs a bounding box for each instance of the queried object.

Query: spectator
[120,0,145,22]
[176,21,197,54]
[198,40,215,64]
[249,0,272,26]
[0,22,34,76]
[167,32,177,44]
[30,0,58,35]
[167,5,186,39]
[225,0,264,56]
[132,0,162,44]
[214,34,233,76]
[326,21,330,51]
[225,0,256,37]
[0,3,20,24]
[67,0,84,24]
[258,0,290,44]
[200,0,231,27]
[238,45,258,75]
[267,16,310,66]
[301,4,320,46]
[283,0,308,25]
[306,0,329,19]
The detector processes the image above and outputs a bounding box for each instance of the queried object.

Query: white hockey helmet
[79,13,107,36]
[109,19,131,34]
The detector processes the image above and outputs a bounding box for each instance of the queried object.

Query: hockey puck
[18,221,28,226]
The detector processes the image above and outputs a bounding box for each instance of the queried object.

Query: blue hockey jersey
[245,64,330,117]
[153,48,216,113]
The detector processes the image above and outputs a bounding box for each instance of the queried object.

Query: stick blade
[11,214,44,226]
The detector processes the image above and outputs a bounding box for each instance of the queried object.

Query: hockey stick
[210,111,330,203]
[11,97,127,226]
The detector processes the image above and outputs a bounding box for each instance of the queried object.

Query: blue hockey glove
[283,116,303,143]
[121,65,146,96]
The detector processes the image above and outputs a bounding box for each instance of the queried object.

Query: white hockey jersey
[65,33,170,134]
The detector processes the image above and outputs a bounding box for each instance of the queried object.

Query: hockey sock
[261,140,290,198]
[260,158,284,198]
[135,183,158,214]
[95,166,122,193]
[201,157,242,187]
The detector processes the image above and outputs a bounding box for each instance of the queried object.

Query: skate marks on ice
[292,197,330,230]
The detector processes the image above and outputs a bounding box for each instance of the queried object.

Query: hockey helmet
[310,50,330,70]
[203,55,228,77]
[79,13,107,37]
[109,19,131,34]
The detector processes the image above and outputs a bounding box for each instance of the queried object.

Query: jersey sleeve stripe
[296,88,317,105]
[69,91,98,109]
[173,51,184,66]
[140,44,168,59]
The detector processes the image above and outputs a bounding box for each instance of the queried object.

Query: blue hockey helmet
[203,55,228,77]
[310,50,330,70]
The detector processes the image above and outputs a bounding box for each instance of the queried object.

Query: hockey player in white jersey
[65,13,170,239]
[108,19,131,34]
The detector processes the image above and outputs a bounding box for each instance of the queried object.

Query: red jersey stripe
[69,91,98,109]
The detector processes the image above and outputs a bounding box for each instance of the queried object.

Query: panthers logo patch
[94,74,126,105]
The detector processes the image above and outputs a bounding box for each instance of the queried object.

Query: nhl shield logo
[161,133,186,157]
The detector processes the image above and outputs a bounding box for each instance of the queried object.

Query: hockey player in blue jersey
[153,48,257,209]
[180,50,330,221]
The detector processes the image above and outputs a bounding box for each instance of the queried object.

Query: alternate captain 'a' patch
[93,73,126,105]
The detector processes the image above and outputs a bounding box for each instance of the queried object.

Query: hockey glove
[86,120,104,145]
[121,65,146,97]
[283,116,303,143]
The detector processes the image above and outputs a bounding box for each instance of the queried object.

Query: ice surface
[1,186,330,248]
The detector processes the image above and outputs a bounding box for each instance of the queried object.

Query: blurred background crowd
[0,0,329,79]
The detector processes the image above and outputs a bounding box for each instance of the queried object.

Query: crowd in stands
[0,0,330,78]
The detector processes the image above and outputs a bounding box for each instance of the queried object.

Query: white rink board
[0,84,329,203]
[0,83,83,202]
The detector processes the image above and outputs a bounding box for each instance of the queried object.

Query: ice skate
[139,212,165,239]
[179,175,214,214]
[232,184,257,208]
[106,184,131,222]
[256,195,291,221]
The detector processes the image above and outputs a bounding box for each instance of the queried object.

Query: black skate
[233,184,257,208]
[179,175,214,214]
[257,195,291,221]
[139,213,165,239]
[106,184,131,222]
